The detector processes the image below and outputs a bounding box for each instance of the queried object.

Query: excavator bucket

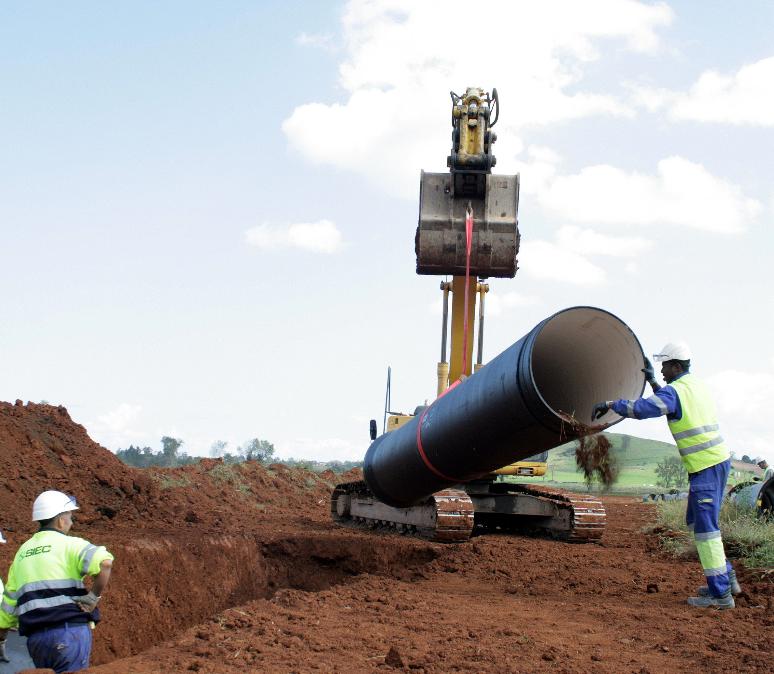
[415,170,520,278]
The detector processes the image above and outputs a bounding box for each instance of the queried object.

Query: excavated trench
[91,530,438,666]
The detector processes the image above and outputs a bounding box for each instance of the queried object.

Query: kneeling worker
[592,341,739,610]
[0,490,114,672]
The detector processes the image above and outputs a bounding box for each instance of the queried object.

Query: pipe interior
[530,308,644,425]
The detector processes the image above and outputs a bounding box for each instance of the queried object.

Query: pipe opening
[530,307,644,425]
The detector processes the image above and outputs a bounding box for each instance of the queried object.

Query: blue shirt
[611,372,688,420]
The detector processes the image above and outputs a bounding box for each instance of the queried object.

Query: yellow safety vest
[0,529,113,636]
[668,374,729,474]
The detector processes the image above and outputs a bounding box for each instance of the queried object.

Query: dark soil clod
[559,413,619,488]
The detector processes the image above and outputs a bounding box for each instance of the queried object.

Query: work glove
[0,637,9,663]
[73,591,100,612]
[641,357,657,385]
[591,401,612,421]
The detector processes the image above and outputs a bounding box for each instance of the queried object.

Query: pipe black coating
[364,306,645,507]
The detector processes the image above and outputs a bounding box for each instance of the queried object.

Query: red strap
[461,206,473,376]
[415,380,463,482]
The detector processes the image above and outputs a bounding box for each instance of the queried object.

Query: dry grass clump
[655,499,774,568]
[559,413,619,488]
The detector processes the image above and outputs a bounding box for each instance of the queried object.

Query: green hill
[513,432,755,493]
[539,432,676,491]
[550,432,675,469]
[512,433,760,493]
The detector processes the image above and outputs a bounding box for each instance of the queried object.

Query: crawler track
[501,483,607,542]
[331,481,475,543]
[331,480,605,543]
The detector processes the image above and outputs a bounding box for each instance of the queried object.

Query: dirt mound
[0,400,359,563]
[2,401,770,673]
[89,498,771,674]
[0,401,153,535]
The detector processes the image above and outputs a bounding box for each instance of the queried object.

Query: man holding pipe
[592,341,738,610]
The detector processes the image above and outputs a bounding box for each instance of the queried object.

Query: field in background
[509,432,761,494]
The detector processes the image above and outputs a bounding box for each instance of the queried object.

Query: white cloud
[86,403,148,451]
[707,369,774,420]
[518,225,652,286]
[555,225,652,256]
[524,155,760,234]
[244,220,344,253]
[283,0,673,197]
[707,369,774,463]
[486,291,540,317]
[97,403,142,432]
[520,240,606,286]
[277,436,363,462]
[631,56,774,125]
[295,32,336,51]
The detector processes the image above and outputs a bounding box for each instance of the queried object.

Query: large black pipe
[364,306,645,507]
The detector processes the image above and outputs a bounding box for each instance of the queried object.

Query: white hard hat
[32,490,79,522]
[653,341,692,363]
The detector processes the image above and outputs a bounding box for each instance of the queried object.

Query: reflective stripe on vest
[667,374,729,474]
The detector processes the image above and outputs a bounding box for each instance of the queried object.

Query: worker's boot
[687,594,735,610]
[696,569,741,597]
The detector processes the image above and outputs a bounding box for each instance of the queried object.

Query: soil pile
[1,401,770,673]
[0,400,153,537]
[0,401,360,547]
[89,496,772,674]
[0,401,364,664]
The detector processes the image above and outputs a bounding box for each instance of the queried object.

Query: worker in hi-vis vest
[0,491,114,672]
[592,341,738,610]
[0,525,6,662]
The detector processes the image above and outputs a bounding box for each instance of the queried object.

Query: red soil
[1,401,770,673]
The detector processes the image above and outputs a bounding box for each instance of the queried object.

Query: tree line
[655,456,688,489]
[115,436,362,473]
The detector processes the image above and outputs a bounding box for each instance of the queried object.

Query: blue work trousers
[686,459,733,598]
[26,622,92,674]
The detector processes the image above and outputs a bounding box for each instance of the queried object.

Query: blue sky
[1,1,772,463]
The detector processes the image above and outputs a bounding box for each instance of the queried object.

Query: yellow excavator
[333,87,606,542]
[386,88,548,481]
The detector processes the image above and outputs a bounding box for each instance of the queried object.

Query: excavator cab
[415,88,520,278]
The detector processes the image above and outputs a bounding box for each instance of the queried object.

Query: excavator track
[466,481,607,542]
[331,480,605,543]
[516,483,606,542]
[331,481,474,543]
